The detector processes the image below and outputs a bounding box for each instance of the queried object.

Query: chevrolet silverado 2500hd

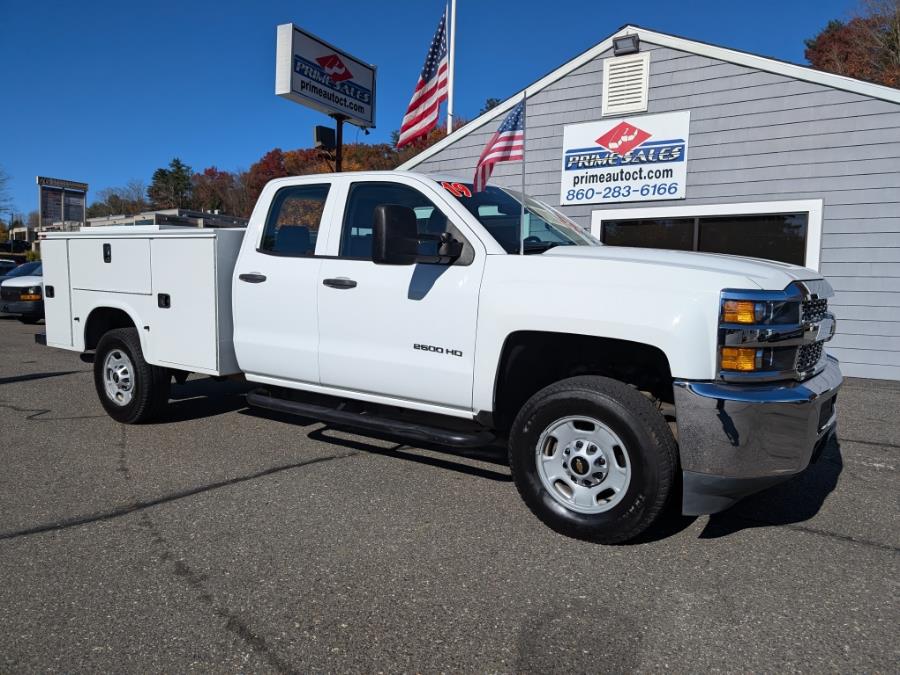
[38,171,841,543]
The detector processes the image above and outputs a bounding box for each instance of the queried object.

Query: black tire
[508,375,677,544]
[93,328,170,424]
[18,316,41,324]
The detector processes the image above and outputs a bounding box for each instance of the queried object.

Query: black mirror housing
[372,203,464,266]
[373,204,419,265]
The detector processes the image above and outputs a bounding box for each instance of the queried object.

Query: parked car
[0,262,43,324]
[37,171,841,543]
[0,259,18,276]
[0,260,40,285]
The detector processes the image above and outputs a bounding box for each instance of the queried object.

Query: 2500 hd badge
[414,343,463,357]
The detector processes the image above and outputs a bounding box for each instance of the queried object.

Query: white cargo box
[42,226,245,376]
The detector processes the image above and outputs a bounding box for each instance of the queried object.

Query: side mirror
[373,204,419,265]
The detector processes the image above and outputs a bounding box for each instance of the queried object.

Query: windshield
[435,181,599,254]
[6,262,41,278]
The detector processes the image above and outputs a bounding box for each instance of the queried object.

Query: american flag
[473,100,525,192]
[396,11,449,148]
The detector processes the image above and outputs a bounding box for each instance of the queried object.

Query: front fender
[472,256,725,413]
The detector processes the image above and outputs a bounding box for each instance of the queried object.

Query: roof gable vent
[602,52,650,116]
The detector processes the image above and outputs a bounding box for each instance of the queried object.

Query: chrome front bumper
[674,356,842,515]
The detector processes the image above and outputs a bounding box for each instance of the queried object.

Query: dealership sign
[275,23,376,128]
[560,111,690,205]
[36,176,88,228]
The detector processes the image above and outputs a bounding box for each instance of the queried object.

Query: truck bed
[41,226,245,376]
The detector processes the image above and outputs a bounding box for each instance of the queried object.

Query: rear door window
[260,184,331,257]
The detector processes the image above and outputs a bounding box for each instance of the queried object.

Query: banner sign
[275,23,376,128]
[560,111,690,205]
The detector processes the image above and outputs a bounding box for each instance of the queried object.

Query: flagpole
[519,91,527,255]
[446,0,456,133]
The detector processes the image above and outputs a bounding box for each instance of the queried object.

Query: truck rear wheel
[508,375,677,544]
[94,328,170,424]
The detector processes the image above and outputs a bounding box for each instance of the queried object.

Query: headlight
[20,286,42,301]
[721,300,767,324]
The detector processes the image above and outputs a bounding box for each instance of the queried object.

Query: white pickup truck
[38,170,841,543]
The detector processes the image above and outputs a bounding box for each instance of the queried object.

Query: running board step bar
[246,388,495,448]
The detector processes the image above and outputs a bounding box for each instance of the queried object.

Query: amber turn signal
[20,294,41,301]
[720,347,760,371]
[722,300,765,324]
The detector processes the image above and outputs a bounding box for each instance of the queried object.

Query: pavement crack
[0,452,359,542]
[137,512,299,674]
[0,400,105,422]
[731,514,899,553]
[839,436,900,452]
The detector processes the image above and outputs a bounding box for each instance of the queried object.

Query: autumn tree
[148,158,193,209]
[192,167,232,212]
[245,149,289,205]
[805,0,900,87]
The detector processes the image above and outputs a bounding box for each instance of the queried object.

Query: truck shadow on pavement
[241,406,513,483]
[699,436,843,538]
[0,370,84,386]
[154,377,255,423]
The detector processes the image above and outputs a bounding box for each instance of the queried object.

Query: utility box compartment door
[149,237,218,371]
[41,239,73,348]
[69,238,152,294]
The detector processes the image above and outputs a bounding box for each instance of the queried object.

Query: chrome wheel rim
[103,349,135,406]
[535,416,632,514]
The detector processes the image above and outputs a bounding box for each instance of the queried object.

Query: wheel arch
[488,330,674,431]
[83,305,142,352]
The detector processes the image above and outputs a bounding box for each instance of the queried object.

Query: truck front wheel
[508,375,677,544]
[93,328,170,424]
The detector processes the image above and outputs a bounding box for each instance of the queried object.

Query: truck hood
[542,246,820,290]
[1,275,43,289]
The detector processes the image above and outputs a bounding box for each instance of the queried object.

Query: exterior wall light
[613,34,640,56]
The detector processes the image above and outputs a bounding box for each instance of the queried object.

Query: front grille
[0,287,19,301]
[797,341,824,373]
[802,298,828,323]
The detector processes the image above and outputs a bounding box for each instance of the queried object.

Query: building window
[591,200,824,269]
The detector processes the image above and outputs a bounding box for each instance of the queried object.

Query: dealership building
[401,25,900,381]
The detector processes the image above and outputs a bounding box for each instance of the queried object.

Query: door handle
[239,273,267,283]
[322,277,357,289]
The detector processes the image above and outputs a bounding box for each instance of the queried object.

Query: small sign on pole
[275,23,377,130]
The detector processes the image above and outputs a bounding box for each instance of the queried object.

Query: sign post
[275,24,376,172]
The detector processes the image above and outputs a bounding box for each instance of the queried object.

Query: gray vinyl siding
[413,42,900,381]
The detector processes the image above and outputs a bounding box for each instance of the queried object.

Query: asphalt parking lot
[0,317,897,672]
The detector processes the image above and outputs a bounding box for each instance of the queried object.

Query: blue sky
[0,0,854,213]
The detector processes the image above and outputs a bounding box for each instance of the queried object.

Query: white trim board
[399,25,900,171]
[590,199,824,271]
